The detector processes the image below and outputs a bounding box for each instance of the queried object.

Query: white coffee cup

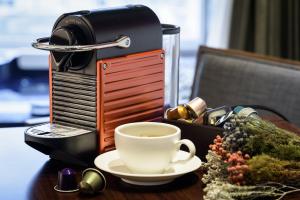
[114,122,196,174]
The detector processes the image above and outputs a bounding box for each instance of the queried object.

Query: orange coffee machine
[25,5,165,166]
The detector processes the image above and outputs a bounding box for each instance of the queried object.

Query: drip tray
[26,123,92,138]
[25,123,98,166]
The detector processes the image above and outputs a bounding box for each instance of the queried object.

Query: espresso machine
[25,5,180,166]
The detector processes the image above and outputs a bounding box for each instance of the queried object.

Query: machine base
[25,123,98,166]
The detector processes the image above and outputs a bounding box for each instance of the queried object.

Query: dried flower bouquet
[202,116,300,200]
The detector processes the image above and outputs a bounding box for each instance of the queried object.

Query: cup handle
[173,139,196,163]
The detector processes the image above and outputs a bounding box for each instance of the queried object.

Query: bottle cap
[54,168,79,193]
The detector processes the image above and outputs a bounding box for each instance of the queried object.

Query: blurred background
[0,0,298,127]
[0,0,232,126]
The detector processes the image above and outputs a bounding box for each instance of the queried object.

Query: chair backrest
[191,46,300,126]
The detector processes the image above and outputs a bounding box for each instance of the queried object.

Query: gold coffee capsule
[79,168,106,195]
[165,105,189,120]
[185,97,207,118]
[177,105,190,119]
[165,107,181,120]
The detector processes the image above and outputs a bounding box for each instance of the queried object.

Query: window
[0,0,232,126]
[0,0,204,50]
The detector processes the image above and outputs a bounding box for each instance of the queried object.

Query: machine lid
[162,24,180,35]
[32,5,163,72]
[33,5,162,55]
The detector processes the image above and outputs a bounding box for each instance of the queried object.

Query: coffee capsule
[54,168,79,193]
[165,107,181,120]
[237,107,260,119]
[79,168,106,194]
[185,97,207,118]
[233,106,244,114]
[165,105,189,120]
[203,106,231,126]
[177,105,190,119]
[215,111,234,126]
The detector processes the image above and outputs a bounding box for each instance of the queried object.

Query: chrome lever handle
[31,36,131,52]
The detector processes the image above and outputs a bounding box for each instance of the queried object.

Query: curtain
[205,0,233,48]
[229,0,300,60]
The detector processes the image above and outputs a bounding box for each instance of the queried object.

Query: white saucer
[94,150,202,186]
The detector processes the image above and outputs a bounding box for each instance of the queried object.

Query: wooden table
[0,119,299,200]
